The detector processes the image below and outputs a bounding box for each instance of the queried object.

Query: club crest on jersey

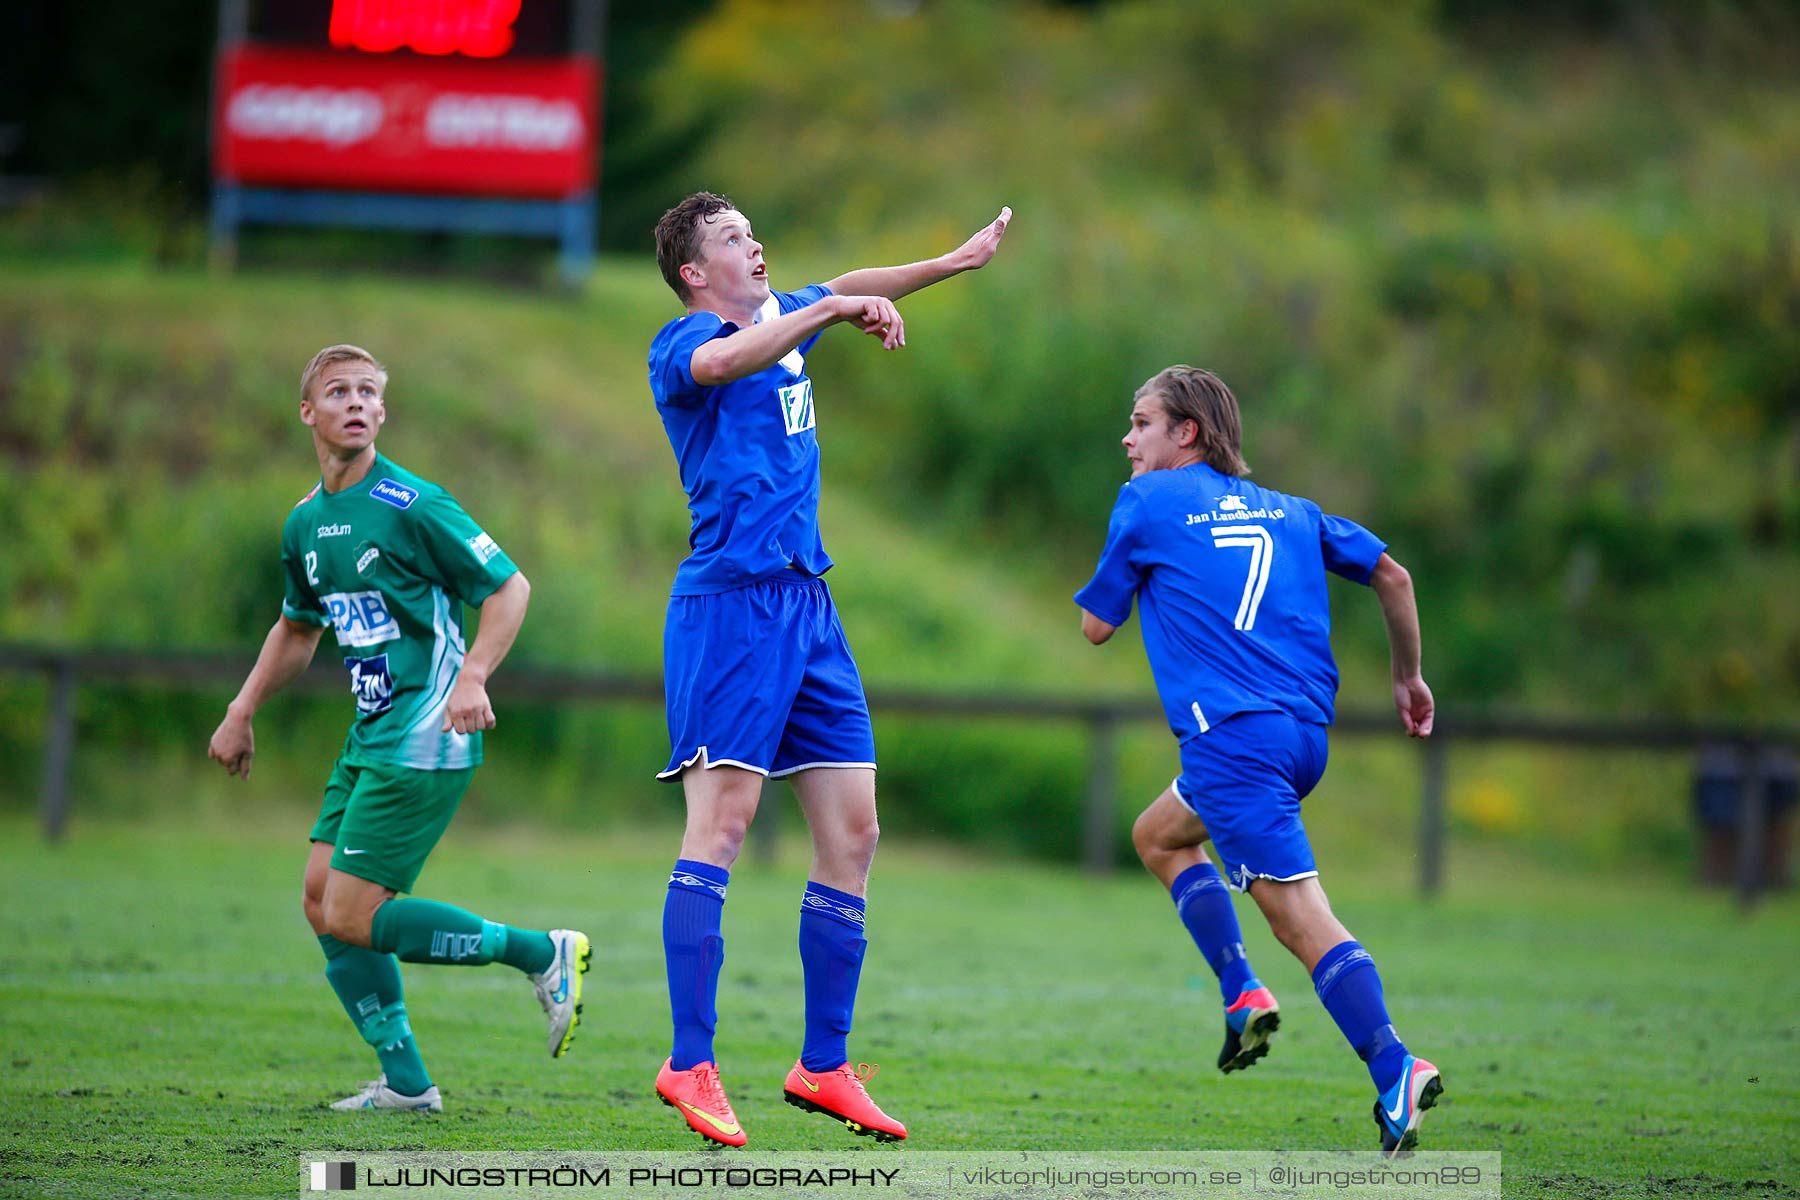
[369,478,418,510]
[321,590,398,648]
[355,542,381,575]
[344,653,393,716]
[466,531,501,564]
[778,379,815,436]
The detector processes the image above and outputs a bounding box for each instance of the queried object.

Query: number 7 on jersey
[1210,524,1273,631]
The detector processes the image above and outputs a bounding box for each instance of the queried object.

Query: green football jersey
[280,453,519,771]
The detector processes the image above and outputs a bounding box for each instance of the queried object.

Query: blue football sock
[798,881,868,1072]
[1170,863,1256,1003]
[1312,939,1410,1092]
[664,859,729,1071]
[318,934,432,1096]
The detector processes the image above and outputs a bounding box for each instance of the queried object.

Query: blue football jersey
[649,285,836,595]
[1074,463,1386,739]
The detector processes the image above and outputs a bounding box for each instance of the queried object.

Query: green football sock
[368,898,554,974]
[318,934,432,1097]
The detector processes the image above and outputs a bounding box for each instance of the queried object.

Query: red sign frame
[214,46,598,198]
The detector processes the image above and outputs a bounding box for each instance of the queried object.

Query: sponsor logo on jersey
[369,478,419,510]
[778,379,815,436]
[1185,504,1285,525]
[466,531,501,564]
[321,590,398,648]
[344,653,394,716]
[317,523,353,538]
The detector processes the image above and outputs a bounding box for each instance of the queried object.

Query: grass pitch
[0,813,1795,1198]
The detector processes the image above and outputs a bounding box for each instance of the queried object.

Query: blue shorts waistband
[671,568,826,597]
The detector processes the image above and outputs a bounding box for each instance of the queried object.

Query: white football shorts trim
[769,760,877,779]
[1226,866,1320,894]
[655,746,772,781]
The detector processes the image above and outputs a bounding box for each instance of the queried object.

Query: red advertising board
[214,46,598,197]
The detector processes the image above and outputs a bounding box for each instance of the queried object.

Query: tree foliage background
[648,0,1800,719]
[1,0,1796,861]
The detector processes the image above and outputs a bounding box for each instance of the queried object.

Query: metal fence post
[41,657,78,842]
[558,192,596,286]
[1085,713,1119,874]
[1419,733,1447,896]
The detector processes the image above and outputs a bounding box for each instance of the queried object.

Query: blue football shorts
[1170,710,1330,892]
[659,573,876,781]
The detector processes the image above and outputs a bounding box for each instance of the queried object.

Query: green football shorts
[310,754,475,894]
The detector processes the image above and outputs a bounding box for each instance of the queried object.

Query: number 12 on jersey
[1211,524,1273,631]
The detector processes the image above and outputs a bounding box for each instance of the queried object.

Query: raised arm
[442,571,531,734]
[690,293,904,386]
[1369,554,1434,737]
[824,207,1012,301]
[208,616,326,778]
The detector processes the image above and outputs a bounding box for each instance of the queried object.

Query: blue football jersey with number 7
[1074,462,1386,741]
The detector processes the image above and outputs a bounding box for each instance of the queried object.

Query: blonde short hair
[300,344,387,405]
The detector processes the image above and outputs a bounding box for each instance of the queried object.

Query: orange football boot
[783,1061,908,1142]
[655,1058,747,1147]
[1219,984,1281,1073]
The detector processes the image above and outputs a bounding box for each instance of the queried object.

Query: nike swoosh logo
[342,848,368,855]
[796,1074,820,1094]
[1384,1071,1413,1123]
[678,1100,741,1137]
[552,949,569,1002]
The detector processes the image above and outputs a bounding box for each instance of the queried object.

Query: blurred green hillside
[651,0,1799,721]
[0,258,1169,857]
[1,0,1796,865]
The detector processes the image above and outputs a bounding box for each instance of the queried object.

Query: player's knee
[1255,891,1319,958]
[698,815,752,864]
[302,871,330,934]
[1265,911,1307,956]
[1130,809,1155,856]
[302,890,328,935]
[1131,807,1173,865]
[844,813,880,861]
[321,895,374,947]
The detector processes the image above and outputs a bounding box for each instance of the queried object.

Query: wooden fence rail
[2,643,1792,904]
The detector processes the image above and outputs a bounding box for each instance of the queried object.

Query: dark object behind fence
[1693,743,1797,891]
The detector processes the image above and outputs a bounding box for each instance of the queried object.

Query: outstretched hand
[953,206,1012,272]
[1394,675,1435,738]
[840,294,906,349]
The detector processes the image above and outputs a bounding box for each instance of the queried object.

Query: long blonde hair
[1139,365,1248,477]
